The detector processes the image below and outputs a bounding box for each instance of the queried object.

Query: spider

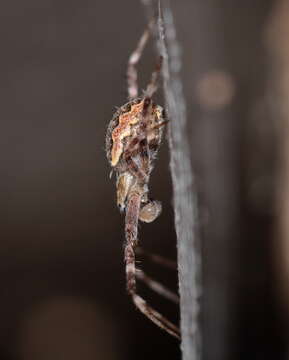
[105,23,180,339]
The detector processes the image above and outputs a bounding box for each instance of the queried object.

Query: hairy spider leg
[122,129,163,224]
[151,119,169,130]
[136,269,179,304]
[125,155,148,183]
[137,53,164,174]
[136,247,177,270]
[123,145,148,184]
[124,191,180,339]
[133,293,180,337]
[135,247,179,303]
[127,22,153,100]
[137,99,152,177]
[145,56,163,98]
[122,126,150,180]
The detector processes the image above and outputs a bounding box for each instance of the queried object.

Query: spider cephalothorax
[105,22,180,339]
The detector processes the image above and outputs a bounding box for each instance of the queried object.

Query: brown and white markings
[105,23,180,339]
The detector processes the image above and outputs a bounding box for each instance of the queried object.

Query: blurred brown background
[1,0,289,359]
[0,0,179,359]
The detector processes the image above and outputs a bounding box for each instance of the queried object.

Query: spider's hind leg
[136,268,179,304]
[135,246,179,304]
[125,192,180,339]
[136,247,177,270]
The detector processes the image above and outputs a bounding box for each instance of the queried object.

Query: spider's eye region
[139,200,162,223]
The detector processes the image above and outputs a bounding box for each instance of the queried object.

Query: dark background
[0,0,288,359]
[0,1,178,359]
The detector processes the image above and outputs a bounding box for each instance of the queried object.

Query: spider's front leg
[136,269,179,304]
[127,23,153,100]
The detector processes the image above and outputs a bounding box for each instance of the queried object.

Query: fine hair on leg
[136,247,177,270]
[124,192,180,339]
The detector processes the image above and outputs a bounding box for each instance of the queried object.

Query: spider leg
[124,151,148,184]
[133,294,180,338]
[136,97,153,175]
[136,269,179,304]
[139,105,169,168]
[139,137,150,176]
[145,56,163,98]
[151,119,169,130]
[123,126,150,184]
[125,192,180,339]
[137,98,168,175]
[127,22,153,100]
[123,134,163,222]
[136,248,177,270]
[123,140,150,184]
